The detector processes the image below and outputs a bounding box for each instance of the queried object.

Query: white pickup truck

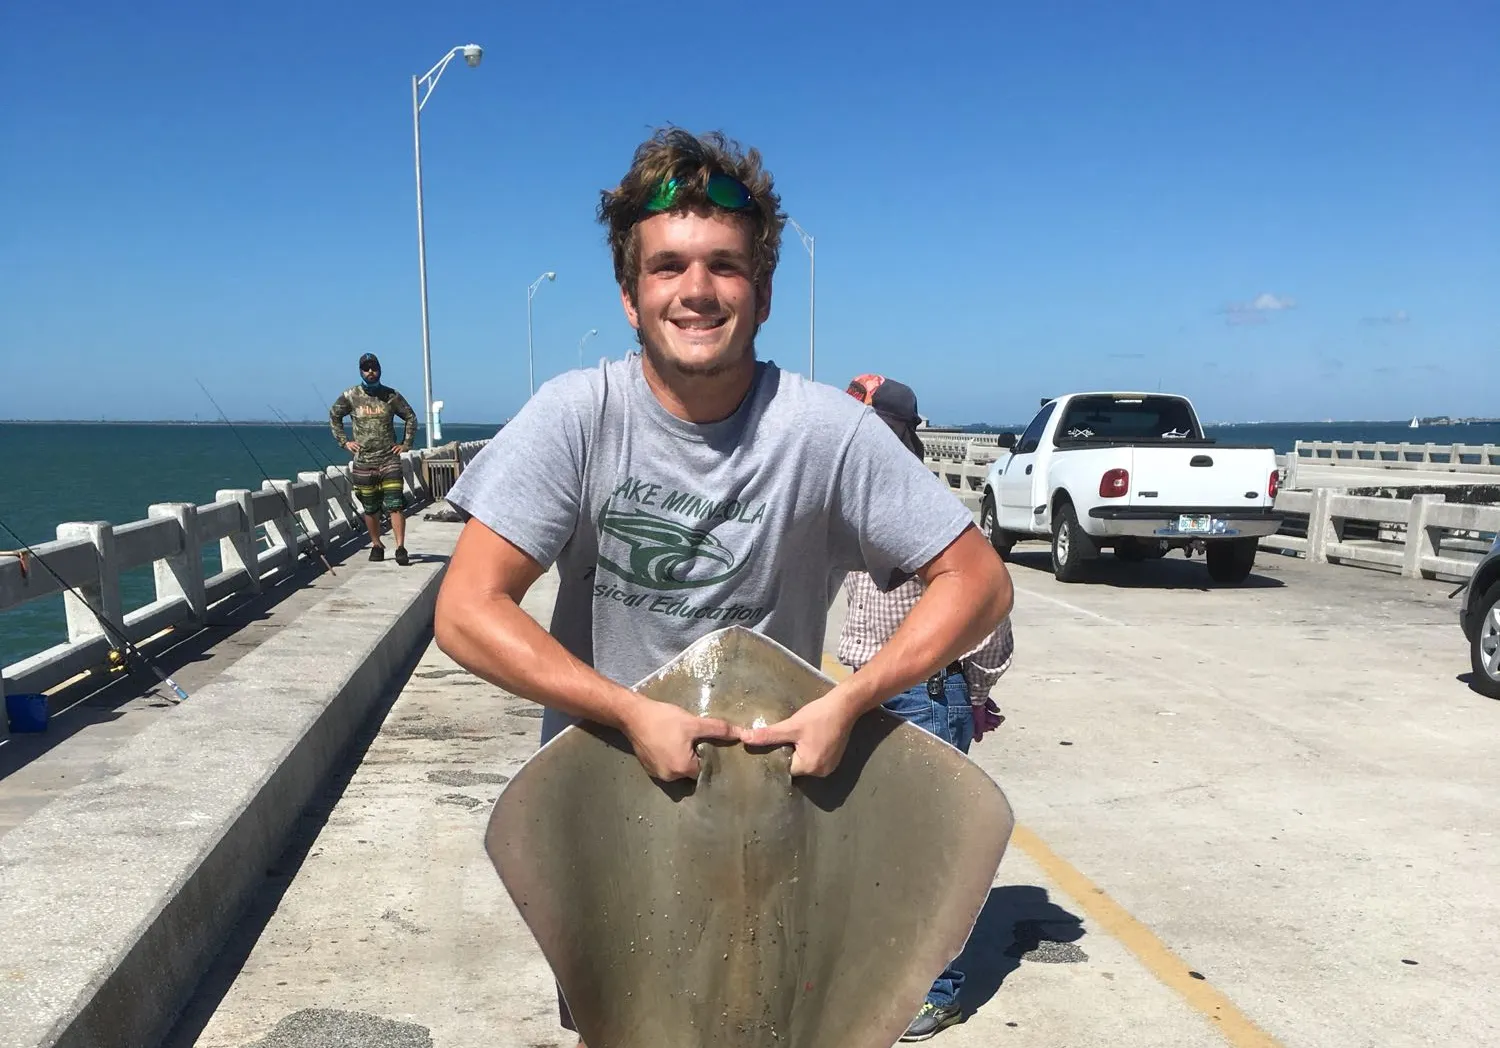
[977,391,1284,583]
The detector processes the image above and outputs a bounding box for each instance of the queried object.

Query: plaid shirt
[837,572,1015,702]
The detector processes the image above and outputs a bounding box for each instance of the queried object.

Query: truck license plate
[1178,514,1214,533]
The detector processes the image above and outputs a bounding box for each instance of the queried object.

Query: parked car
[1457,534,1500,698]
[978,391,1283,583]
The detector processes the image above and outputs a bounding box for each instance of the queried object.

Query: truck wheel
[979,494,1014,556]
[1206,538,1258,584]
[1470,581,1500,699]
[1050,501,1094,582]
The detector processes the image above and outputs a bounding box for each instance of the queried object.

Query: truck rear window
[1054,396,1202,442]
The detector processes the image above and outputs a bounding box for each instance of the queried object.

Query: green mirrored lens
[706,173,752,210]
[644,177,680,212]
[643,174,751,214]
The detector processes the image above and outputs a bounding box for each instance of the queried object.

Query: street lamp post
[526,271,557,396]
[578,327,598,369]
[412,42,483,449]
[788,216,815,382]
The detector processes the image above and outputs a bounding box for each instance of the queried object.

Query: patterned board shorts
[351,459,406,515]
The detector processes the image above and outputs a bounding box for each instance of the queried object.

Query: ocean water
[2,418,1497,670]
[0,421,499,669]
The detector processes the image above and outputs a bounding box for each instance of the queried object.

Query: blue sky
[2,0,1495,426]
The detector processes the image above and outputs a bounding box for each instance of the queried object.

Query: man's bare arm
[743,525,1012,775]
[433,519,744,779]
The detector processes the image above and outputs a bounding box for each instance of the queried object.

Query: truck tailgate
[1124,446,1274,508]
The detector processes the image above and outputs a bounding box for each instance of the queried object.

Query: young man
[434,127,1014,1043]
[839,373,1014,1041]
[328,353,418,565]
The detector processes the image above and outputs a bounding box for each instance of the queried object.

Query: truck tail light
[1099,468,1130,499]
[1268,469,1280,499]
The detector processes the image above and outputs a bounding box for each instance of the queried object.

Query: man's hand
[391,443,404,454]
[741,689,861,777]
[620,698,746,782]
[345,441,360,453]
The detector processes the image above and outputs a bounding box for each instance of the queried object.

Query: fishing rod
[0,516,190,703]
[268,404,341,473]
[193,379,336,577]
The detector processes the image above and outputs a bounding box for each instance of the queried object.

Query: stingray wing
[485,625,1014,1048]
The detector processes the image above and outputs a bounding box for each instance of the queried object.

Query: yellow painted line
[819,649,1283,1048]
[1011,826,1284,1047]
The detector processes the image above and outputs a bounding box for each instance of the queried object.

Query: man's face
[361,364,381,383]
[620,208,771,379]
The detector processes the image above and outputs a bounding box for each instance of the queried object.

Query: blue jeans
[882,671,973,1010]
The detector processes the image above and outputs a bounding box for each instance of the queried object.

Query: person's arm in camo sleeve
[328,391,355,451]
[394,391,418,452]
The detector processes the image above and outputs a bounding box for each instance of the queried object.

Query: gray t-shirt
[446,354,973,743]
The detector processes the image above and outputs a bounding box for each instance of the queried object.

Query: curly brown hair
[597,127,785,300]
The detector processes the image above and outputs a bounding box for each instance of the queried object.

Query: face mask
[361,373,382,392]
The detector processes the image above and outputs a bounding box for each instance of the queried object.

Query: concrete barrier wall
[1294,439,1500,473]
[0,528,455,1048]
[1,442,487,701]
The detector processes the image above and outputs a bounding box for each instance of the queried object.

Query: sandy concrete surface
[165,543,1497,1048]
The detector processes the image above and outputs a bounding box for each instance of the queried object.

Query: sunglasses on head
[643,172,753,214]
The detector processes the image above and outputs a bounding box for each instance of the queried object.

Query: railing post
[323,466,358,534]
[147,502,206,623]
[401,452,423,506]
[215,489,261,594]
[297,472,330,549]
[1305,489,1335,565]
[55,521,122,644]
[1402,494,1444,579]
[263,480,300,572]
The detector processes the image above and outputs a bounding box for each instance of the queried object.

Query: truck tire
[1050,501,1094,582]
[979,493,1014,556]
[1470,581,1500,699]
[1206,537,1258,584]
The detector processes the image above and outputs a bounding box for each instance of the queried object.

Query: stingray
[484,625,1014,1047]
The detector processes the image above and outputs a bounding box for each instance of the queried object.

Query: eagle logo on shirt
[596,507,748,590]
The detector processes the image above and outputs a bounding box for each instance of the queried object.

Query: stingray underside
[485,625,1014,1048]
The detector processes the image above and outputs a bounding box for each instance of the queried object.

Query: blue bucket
[5,693,50,733]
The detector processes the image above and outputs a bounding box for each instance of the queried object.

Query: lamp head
[545,271,557,281]
[462,44,483,67]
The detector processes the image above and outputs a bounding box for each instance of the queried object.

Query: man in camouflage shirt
[329,352,420,564]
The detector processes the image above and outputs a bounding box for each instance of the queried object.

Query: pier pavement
[160,537,1498,1048]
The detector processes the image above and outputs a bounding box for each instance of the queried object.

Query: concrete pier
[148,541,1497,1048]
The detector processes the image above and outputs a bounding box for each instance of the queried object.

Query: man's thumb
[696,717,746,742]
[742,721,795,749]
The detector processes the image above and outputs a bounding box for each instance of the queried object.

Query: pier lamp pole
[788,217,815,382]
[578,327,599,369]
[527,271,557,396]
[412,42,483,449]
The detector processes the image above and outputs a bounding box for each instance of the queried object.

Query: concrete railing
[1259,490,1498,581]
[921,432,1003,512]
[0,441,487,700]
[1294,440,1500,473]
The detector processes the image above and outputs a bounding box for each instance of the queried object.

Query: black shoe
[900,1002,962,1041]
[369,545,385,562]
[394,546,409,566]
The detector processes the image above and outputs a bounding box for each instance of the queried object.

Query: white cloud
[1250,292,1296,311]
[1220,291,1297,325]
